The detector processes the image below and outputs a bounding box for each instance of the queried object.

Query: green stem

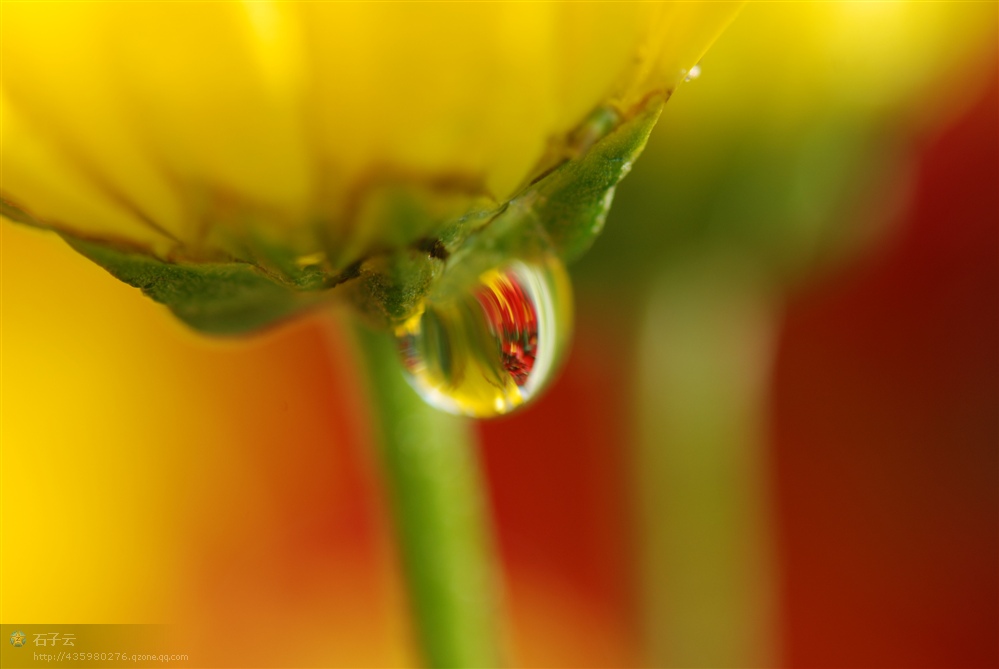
[353,323,503,669]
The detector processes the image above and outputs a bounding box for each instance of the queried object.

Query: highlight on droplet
[683,63,702,82]
[395,256,573,418]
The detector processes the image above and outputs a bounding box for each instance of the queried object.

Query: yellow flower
[1,1,739,332]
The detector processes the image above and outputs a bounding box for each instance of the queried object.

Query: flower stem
[353,323,503,669]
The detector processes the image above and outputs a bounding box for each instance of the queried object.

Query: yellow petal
[2,1,741,264]
[109,3,313,220]
[1,91,177,256]
[2,3,191,247]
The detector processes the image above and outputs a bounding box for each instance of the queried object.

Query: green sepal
[529,95,664,262]
[63,237,324,335]
[347,250,445,327]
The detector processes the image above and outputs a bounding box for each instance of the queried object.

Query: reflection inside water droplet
[395,256,572,418]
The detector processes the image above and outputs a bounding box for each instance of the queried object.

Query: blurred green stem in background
[634,254,781,667]
[354,325,503,668]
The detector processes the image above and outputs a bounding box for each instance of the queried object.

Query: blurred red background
[479,75,997,667]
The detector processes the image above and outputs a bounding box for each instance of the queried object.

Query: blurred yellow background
[2,221,417,665]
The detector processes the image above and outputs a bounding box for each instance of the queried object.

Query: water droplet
[683,63,702,82]
[395,256,572,417]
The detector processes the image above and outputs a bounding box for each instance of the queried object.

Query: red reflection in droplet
[476,270,539,386]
